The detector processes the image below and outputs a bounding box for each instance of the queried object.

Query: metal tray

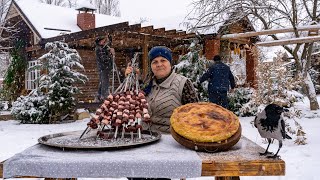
[38,130,161,149]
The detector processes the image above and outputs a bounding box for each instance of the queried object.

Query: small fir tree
[175,39,209,101]
[228,87,256,116]
[12,41,88,124]
[284,109,307,145]
[36,41,88,122]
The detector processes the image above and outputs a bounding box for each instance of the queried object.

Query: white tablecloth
[4,135,202,178]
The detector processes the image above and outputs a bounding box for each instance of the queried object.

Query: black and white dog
[254,104,292,158]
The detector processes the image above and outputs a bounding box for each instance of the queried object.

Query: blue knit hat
[148,46,172,62]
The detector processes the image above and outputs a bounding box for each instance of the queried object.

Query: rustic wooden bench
[0,136,284,180]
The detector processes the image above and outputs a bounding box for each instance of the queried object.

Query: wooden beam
[256,35,320,46]
[25,45,41,52]
[68,32,188,49]
[139,26,154,34]
[166,31,187,38]
[41,22,130,44]
[177,32,197,39]
[0,161,3,178]
[129,24,142,31]
[164,29,177,35]
[153,28,165,34]
[142,35,149,79]
[227,38,250,44]
[221,25,320,39]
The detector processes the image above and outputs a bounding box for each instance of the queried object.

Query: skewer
[137,128,141,139]
[148,123,153,137]
[130,131,134,141]
[121,125,126,139]
[79,126,90,139]
[107,126,113,138]
[85,52,152,143]
[114,126,119,139]
[85,127,92,135]
[101,124,106,131]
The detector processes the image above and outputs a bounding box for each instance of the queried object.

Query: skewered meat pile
[86,90,151,139]
[81,52,151,141]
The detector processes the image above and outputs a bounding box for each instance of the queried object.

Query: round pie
[170,102,240,143]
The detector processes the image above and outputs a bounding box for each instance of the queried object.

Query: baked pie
[170,102,240,143]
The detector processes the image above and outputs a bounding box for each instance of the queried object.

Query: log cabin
[1,0,259,103]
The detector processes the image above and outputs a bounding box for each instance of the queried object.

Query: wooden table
[199,137,285,179]
[0,137,285,180]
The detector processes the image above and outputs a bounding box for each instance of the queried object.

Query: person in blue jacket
[199,55,235,109]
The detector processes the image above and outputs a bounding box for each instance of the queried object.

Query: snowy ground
[1,96,319,180]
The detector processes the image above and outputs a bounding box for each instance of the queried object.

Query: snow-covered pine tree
[11,90,49,124]
[175,39,209,101]
[37,41,88,122]
[228,87,256,116]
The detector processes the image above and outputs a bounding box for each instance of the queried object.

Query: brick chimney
[76,6,96,31]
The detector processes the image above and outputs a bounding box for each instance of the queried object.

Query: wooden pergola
[221,24,320,46]
[20,22,198,102]
[37,22,196,78]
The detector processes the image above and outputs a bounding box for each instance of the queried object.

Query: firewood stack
[83,53,151,140]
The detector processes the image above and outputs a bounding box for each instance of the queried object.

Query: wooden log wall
[75,49,129,102]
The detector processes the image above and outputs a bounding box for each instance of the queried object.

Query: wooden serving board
[170,125,242,152]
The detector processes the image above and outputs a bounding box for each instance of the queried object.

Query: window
[25,60,40,90]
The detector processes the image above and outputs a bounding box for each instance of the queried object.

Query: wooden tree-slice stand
[170,125,242,152]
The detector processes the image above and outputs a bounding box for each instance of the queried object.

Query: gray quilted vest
[146,72,187,133]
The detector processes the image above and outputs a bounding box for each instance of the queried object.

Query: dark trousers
[209,90,228,109]
[97,64,110,100]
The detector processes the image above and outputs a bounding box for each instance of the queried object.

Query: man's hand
[125,66,133,77]
[125,65,141,77]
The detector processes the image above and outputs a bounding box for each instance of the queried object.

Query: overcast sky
[119,0,194,21]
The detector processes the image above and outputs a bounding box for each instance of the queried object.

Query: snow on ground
[1,96,320,180]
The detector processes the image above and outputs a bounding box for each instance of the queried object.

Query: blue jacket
[199,61,235,92]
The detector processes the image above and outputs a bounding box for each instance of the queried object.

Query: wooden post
[245,46,257,87]
[221,24,320,39]
[142,35,149,79]
[256,35,320,46]
[204,38,220,60]
[0,161,3,178]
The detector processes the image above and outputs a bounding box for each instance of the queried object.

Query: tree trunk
[303,72,319,110]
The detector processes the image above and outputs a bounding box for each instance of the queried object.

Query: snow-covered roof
[15,0,128,39]
[13,0,194,39]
